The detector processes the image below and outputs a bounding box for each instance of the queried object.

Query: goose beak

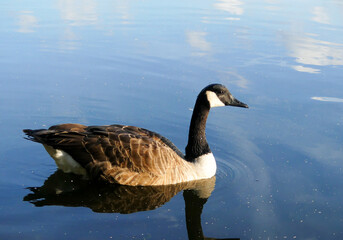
[229,98,249,108]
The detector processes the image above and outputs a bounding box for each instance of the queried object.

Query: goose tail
[23,129,49,143]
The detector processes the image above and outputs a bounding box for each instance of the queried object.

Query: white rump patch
[43,145,87,176]
[193,152,217,179]
[206,91,225,108]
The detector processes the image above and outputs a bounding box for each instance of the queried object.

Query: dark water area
[1,0,343,239]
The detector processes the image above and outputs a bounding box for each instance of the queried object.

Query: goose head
[201,84,249,109]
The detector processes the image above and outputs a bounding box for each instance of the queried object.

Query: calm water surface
[1,0,343,239]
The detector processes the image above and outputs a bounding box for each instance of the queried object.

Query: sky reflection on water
[1,0,343,239]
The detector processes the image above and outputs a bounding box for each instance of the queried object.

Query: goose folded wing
[39,125,183,185]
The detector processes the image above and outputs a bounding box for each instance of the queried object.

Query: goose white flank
[23,84,248,186]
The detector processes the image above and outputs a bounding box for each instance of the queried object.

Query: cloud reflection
[218,71,249,88]
[17,11,38,33]
[292,65,320,74]
[311,6,330,25]
[311,96,343,103]
[54,0,98,51]
[59,27,80,51]
[214,0,244,16]
[57,0,98,26]
[186,31,212,56]
[285,34,343,73]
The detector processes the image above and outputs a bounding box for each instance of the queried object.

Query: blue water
[1,0,343,239]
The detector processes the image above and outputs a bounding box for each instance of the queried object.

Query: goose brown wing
[83,125,187,185]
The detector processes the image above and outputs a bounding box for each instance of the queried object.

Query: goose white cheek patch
[206,91,225,108]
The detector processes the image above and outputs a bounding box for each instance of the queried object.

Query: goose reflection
[24,171,239,239]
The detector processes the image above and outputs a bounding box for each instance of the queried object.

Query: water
[1,0,343,239]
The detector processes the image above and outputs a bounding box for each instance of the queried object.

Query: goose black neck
[185,95,211,161]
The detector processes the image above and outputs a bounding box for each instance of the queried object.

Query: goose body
[24,84,248,186]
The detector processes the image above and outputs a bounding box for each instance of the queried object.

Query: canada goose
[23,84,248,186]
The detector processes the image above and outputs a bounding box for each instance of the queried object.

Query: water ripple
[216,155,255,184]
